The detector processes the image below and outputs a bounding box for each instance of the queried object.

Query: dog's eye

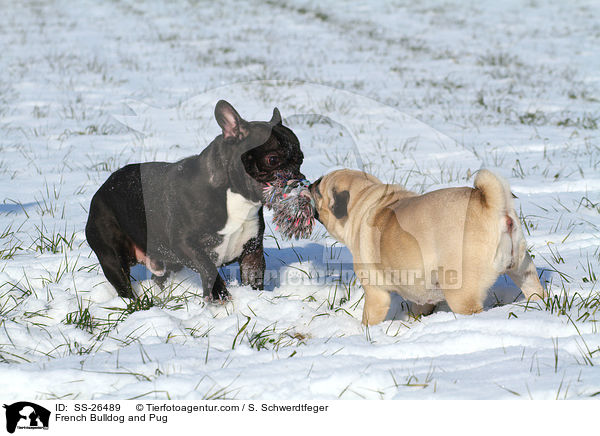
[264,154,281,167]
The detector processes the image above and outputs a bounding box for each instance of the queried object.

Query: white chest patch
[213,189,261,265]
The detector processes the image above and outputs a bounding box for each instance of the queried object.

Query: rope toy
[263,178,316,240]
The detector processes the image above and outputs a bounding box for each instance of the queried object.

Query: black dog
[85,100,304,301]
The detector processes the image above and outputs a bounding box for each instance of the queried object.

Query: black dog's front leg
[239,209,266,290]
[151,262,184,289]
[239,237,266,290]
[210,274,229,301]
[179,241,231,302]
[198,260,230,302]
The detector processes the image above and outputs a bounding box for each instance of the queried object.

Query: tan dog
[309,169,546,325]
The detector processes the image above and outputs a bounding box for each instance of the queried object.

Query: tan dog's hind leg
[410,302,436,317]
[507,252,547,301]
[361,285,391,325]
[442,265,488,315]
[443,288,484,315]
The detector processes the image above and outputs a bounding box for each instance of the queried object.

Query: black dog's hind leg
[90,240,135,299]
[86,216,136,299]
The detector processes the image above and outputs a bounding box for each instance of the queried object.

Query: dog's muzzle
[308,177,322,196]
[274,169,305,181]
[308,177,322,221]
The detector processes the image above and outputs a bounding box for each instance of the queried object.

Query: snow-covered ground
[1,0,599,399]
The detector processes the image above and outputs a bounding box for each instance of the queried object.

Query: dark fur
[86,101,304,301]
[331,189,350,219]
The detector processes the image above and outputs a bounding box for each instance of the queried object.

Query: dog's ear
[270,107,282,126]
[215,100,248,142]
[330,189,350,220]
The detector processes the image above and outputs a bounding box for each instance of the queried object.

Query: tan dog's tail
[474,170,524,272]
[474,169,513,212]
[475,170,547,300]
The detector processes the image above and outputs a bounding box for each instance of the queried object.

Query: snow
[1,0,599,400]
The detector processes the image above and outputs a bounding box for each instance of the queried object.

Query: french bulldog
[310,169,546,325]
[86,100,304,301]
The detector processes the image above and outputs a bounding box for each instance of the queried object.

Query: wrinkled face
[214,100,304,185]
[240,123,305,184]
[309,171,352,242]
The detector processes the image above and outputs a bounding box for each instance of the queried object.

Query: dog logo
[3,402,50,433]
